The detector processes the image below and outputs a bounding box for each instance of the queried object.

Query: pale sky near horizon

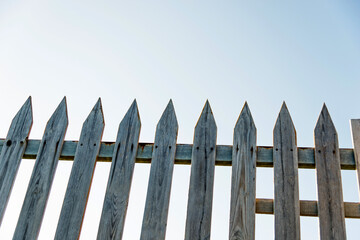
[0,1,360,239]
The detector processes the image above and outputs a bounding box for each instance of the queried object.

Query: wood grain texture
[0,97,33,225]
[314,104,346,240]
[185,101,217,240]
[13,98,68,240]
[140,100,178,240]
[350,119,360,196]
[273,103,300,240]
[229,102,256,240]
[97,100,141,240]
[55,99,104,240]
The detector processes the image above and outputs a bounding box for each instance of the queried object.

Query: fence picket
[229,102,256,240]
[273,103,300,240]
[314,104,346,239]
[55,99,104,240]
[350,119,360,197]
[140,100,178,240]
[97,100,141,240]
[13,98,68,239]
[0,97,33,225]
[184,101,217,240]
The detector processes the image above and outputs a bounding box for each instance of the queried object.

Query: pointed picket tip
[8,96,33,138]
[23,96,32,108]
[46,97,68,127]
[130,99,139,116]
[94,97,103,111]
[274,101,296,132]
[156,99,178,130]
[278,102,290,119]
[242,101,251,115]
[21,96,32,111]
[22,96,32,108]
[130,99,138,110]
[84,98,105,125]
[128,99,140,122]
[54,97,68,119]
[235,101,256,131]
[59,96,67,109]
[120,99,141,127]
[12,96,33,123]
[195,100,217,130]
[315,103,337,135]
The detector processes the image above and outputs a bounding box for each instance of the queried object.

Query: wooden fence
[0,97,360,239]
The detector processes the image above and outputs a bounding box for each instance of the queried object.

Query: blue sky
[0,1,360,239]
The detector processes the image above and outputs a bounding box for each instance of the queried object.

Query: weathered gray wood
[13,97,68,240]
[55,99,104,240]
[140,100,178,240]
[314,104,346,240]
[185,101,217,240]
[0,97,33,225]
[255,198,360,218]
[97,100,141,240]
[350,119,360,196]
[229,102,256,240]
[273,103,300,240]
[8,140,357,169]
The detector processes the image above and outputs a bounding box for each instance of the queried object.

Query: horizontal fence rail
[255,199,360,218]
[6,140,355,169]
[1,97,360,240]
